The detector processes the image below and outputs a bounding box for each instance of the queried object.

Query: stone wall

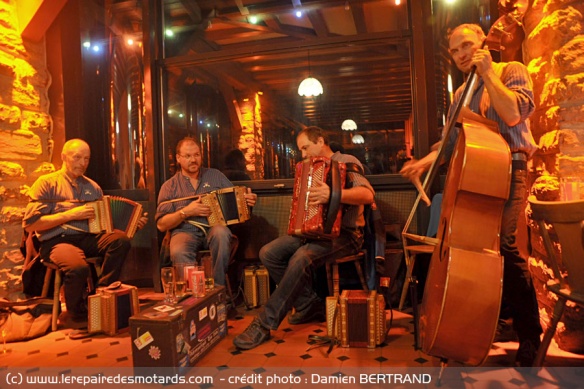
[0,0,53,296]
[524,0,584,353]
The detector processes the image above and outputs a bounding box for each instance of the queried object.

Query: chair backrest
[529,196,584,295]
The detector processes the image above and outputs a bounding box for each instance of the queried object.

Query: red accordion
[288,157,346,240]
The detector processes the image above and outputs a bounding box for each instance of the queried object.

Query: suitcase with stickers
[129,286,227,372]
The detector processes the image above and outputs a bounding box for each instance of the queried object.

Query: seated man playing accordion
[233,126,374,350]
[155,137,257,288]
[23,139,148,323]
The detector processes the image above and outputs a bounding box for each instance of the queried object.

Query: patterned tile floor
[2,289,583,388]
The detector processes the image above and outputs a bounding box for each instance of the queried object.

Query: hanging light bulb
[351,134,365,144]
[341,119,357,131]
[298,77,323,97]
[298,50,323,97]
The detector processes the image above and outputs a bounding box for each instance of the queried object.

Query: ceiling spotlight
[295,10,302,17]
[249,15,259,24]
[83,41,91,48]
[165,29,174,37]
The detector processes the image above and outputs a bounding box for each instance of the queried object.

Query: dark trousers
[40,231,131,315]
[258,230,363,330]
[501,166,543,342]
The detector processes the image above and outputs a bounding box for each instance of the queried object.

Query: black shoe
[288,300,326,325]
[233,318,271,350]
[494,318,518,343]
[515,338,541,367]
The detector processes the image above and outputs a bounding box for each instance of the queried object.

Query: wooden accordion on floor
[88,283,140,336]
[86,195,143,238]
[201,186,251,226]
[288,157,346,240]
[326,290,386,348]
[243,265,270,308]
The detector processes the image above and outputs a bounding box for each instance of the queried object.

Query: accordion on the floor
[243,265,270,308]
[326,289,386,348]
[201,186,251,226]
[288,157,346,240]
[88,283,140,336]
[86,195,143,238]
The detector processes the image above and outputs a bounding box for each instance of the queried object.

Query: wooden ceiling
[111,0,415,131]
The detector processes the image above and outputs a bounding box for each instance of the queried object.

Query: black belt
[511,152,528,161]
[511,152,528,170]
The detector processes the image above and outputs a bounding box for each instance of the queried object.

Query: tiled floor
[2,289,584,388]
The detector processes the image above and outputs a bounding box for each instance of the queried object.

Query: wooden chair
[398,193,442,311]
[528,196,584,368]
[41,257,103,331]
[326,249,369,297]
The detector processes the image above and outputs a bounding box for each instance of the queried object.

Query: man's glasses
[179,154,199,161]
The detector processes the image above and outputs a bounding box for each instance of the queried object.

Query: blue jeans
[169,225,234,286]
[257,230,363,330]
[501,167,543,342]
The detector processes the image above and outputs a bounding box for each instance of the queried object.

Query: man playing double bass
[400,23,542,367]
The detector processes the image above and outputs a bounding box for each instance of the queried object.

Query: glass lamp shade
[351,134,365,144]
[298,77,323,97]
[341,119,357,131]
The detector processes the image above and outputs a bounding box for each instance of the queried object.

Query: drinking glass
[191,266,206,298]
[160,267,177,304]
[174,263,187,298]
[0,311,11,354]
[560,177,583,201]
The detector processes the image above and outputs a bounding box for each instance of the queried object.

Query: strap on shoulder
[324,160,342,234]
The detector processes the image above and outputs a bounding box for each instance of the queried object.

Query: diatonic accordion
[88,283,140,336]
[86,195,143,238]
[201,186,250,226]
[288,157,346,240]
[327,289,386,348]
[243,265,270,308]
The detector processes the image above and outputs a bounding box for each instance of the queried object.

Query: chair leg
[399,253,416,311]
[52,270,62,332]
[326,262,333,296]
[224,272,234,305]
[533,298,566,367]
[332,264,340,297]
[353,261,368,292]
[41,266,53,298]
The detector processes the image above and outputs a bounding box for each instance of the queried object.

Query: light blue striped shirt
[445,61,537,158]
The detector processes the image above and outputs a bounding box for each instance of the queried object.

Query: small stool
[41,257,103,331]
[326,250,369,297]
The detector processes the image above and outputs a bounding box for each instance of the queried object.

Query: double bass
[401,0,528,373]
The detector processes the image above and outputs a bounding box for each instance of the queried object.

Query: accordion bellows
[200,186,251,226]
[327,290,386,348]
[86,195,143,238]
[288,157,346,240]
